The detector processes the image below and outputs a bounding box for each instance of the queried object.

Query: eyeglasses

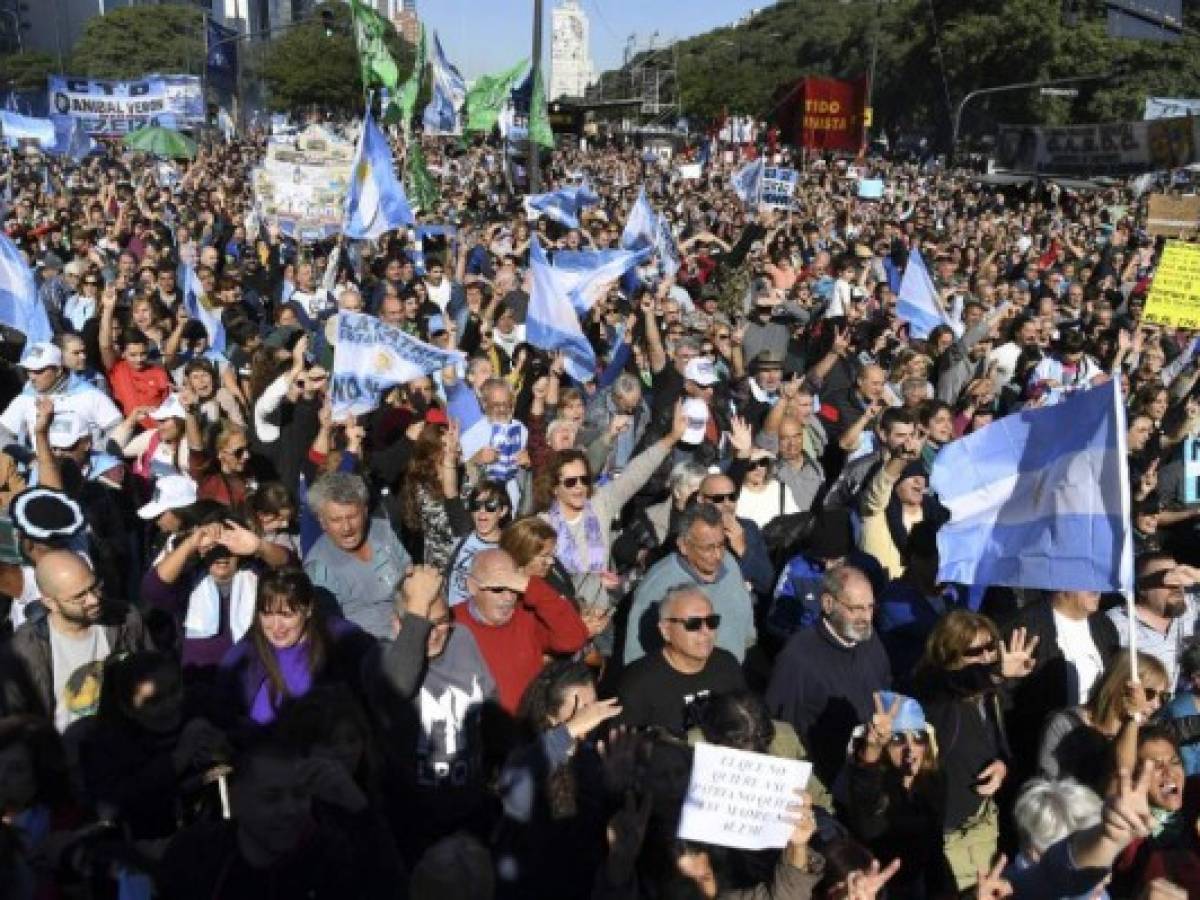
[715,333,731,340]
[469,498,504,513]
[961,640,997,659]
[748,458,771,470]
[1142,686,1171,704]
[559,474,592,489]
[703,491,739,504]
[225,446,250,458]
[888,731,930,747]
[478,584,519,595]
[665,614,722,632]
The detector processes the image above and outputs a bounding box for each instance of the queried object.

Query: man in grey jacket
[936,300,1011,405]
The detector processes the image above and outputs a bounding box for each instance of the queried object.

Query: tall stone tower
[550,0,594,99]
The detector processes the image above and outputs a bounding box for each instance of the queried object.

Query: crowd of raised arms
[0,124,1196,900]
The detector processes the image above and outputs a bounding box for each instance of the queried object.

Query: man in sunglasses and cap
[0,342,122,450]
[616,584,746,735]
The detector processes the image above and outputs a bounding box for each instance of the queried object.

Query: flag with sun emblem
[343,105,414,240]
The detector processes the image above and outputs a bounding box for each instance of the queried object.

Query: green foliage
[0,51,56,92]
[609,0,1200,142]
[261,1,415,113]
[69,4,205,78]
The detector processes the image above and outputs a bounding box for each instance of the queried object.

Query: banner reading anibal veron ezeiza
[48,75,204,137]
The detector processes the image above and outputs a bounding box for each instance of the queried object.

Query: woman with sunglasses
[733,447,787,530]
[534,401,687,617]
[1038,651,1168,792]
[845,691,954,900]
[911,610,1038,893]
[445,481,510,607]
[182,403,253,512]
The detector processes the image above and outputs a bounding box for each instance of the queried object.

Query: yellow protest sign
[1144,240,1200,329]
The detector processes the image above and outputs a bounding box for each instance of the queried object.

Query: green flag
[350,0,400,90]
[390,22,425,128]
[465,58,528,133]
[405,140,440,211]
[529,68,555,150]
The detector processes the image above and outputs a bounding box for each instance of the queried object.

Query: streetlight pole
[951,72,1111,164]
[529,0,544,193]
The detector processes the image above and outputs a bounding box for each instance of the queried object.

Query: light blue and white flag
[551,246,651,315]
[422,31,467,135]
[524,181,600,229]
[179,263,225,352]
[731,158,763,205]
[527,236,595,381]
[620,188,679,278]
[65,117,97,163]
[343,106,414,240]
[0,232,52,346]
[331,311,465,417]
[0,110,55,149]
[896,248,961,340]
[931,376,1134,593]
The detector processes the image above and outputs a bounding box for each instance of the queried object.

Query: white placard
[677,743,811,850]
[760,167,798,210]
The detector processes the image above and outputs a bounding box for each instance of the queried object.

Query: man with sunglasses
[695,473,773,600]
[446,482,510,608]
[615,585,746,735]
[1108,553,1200,689]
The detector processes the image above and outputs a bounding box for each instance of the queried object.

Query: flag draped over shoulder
[343,107,414,240]
[331,311,464,418]
[731,158,763,205]
[350,0,400,91]
[931,377,1134,593]
[178,262,225,352]
[0,233,51,346]
[423,31,467,135]
[404,140,440,211]
[527,237,595,381]
[896,248,961,340]
[466,59,528,133]
[392,23,425,128]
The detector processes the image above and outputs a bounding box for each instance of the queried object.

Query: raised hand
[401,565,444,619]
[844,858,903,900]
[564,696,622,740]
[727,415,753,454]
[33,397,54,434]
[975,856,1013,899]
[218,520,262,557]
[866,692,902,748]
[999,626,1039,678]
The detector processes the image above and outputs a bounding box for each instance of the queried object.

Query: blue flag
[620,187,680,278]
[731,158,763,205]
[523,181,600,230]
[65,117,96,162]
[931,377,1134,593]
[343,106,414,240]
[552,246,652,315]
[896,248,960,340]
[179,263,225,353]
[206,18,239,92]
[422,31,467,135]
[527,236,595,382]
[0,233,52,346]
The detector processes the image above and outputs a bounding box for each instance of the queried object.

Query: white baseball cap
[683,357,719,387]
[20,342,63,371]
[150,394,187,421]
[138,474,199,520]
[681,397,710,443]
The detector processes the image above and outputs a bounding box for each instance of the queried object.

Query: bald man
[2,550,150,729]
[451,548,588,712]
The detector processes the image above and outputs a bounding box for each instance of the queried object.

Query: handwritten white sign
[677,743,811,850]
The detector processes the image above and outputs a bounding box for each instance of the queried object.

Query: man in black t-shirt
[616,585,746,734]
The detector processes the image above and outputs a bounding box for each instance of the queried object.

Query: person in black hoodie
[911,610,1038,894]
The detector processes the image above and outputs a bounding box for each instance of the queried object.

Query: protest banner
[1147,194,1200,238]
[677,163,703,180]
[252,125,355,242]
[777,76,866,152]
[48,75,202,136]
[1144,240,1200,329]
[677,743,811,851]
[1182,435,1200,504]
[858,178,885,200]
[995,116,1200,176]
[760,167,798,210]
[1145,97,1200,120]
[330,311,464,418]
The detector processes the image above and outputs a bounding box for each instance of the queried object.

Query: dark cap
[750,350,784,372]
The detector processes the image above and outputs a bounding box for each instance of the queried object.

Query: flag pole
[1112,371,1138,681]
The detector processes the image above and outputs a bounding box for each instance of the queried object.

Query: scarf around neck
[183,568,257,642]
[548,501,606,574]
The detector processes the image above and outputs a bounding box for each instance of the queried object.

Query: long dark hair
[251,568,328,709]
[516,660,594,819]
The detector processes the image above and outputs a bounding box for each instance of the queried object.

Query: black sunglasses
[703,491,739,504]
[961,640,997,659]
[888,731,930,747]
[748,458,771,470]
[469,498,504,513]
[559,475,592,489]
[665,614,721,632]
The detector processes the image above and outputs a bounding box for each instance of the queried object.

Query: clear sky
[416,0,769,79]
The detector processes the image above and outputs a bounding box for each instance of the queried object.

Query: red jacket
[452,576,588,712]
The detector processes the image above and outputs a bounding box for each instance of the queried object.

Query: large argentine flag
[422,31,467,135]
[896,248,962,340]
[0,233,52,346]
[527,236,595,382]
[179,263,225,352]
[931,377,1134,593]
[343,106,414,240]
[620,187,679,278]
[524,181,600,230]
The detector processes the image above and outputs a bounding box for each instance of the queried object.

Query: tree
[69,5,204,79]
[0,51,56,92]
[261,1,415,114]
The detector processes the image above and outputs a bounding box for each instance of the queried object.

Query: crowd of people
[0,116,1195,899]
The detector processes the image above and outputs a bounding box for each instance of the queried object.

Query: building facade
[549,0,593,100]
